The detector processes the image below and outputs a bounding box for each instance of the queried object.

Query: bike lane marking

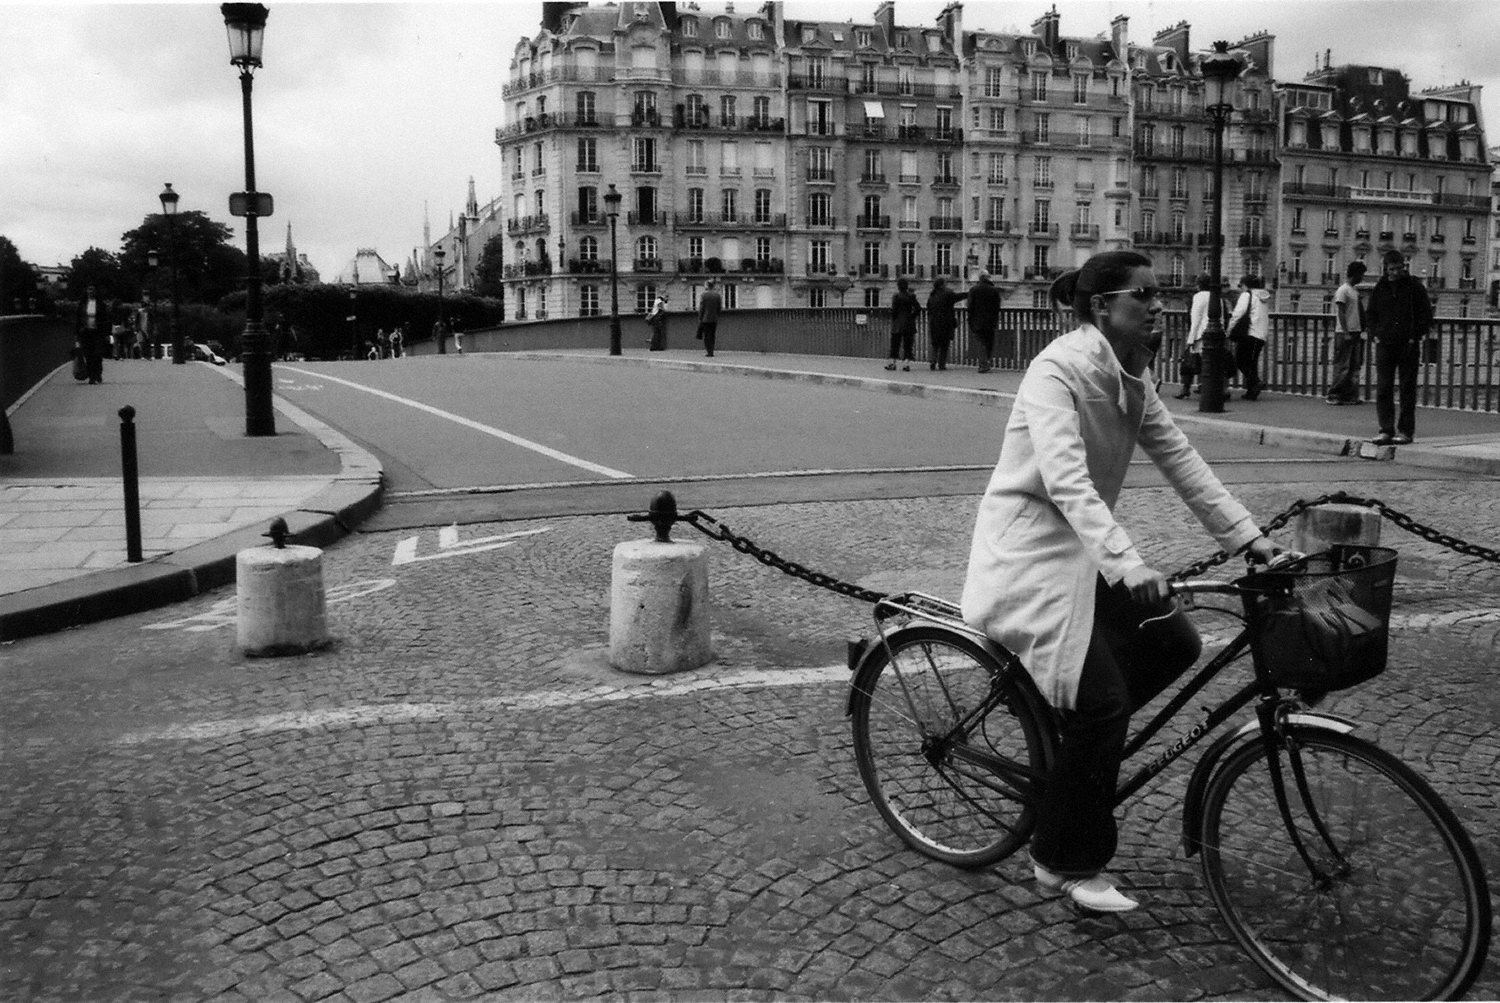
[278,364,632,480]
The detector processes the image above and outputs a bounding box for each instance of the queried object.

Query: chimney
[939,2,962,46]
[1110,14,1129,60]
[540,2,575,34]
[874,1,896,44]
[1031,5,1060,53]
[660,2,679,30]
[1152,20,1190,68]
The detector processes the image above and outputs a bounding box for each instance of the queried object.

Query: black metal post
[119,406,143,562]
[607,213,621,355]
[239,68,276,436]
[1198,101,1230,413]
[436,258,447,354]
[166,214,184,364]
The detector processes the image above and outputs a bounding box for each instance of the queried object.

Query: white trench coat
[960,324,1262,710]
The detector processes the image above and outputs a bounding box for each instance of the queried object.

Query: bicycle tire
[849,626,1054,869]
[1199,727,1491,1001]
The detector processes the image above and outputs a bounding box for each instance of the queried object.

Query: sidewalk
[0,360,383,641]
[510,347,1500,477]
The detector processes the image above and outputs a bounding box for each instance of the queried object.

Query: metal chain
[661,492,1499,606]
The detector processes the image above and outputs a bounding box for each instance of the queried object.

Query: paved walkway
[0,359,382,640]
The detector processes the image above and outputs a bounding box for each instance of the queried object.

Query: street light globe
[221,3,269,70]
[603,183,623,217]
[159,183,179,216]
[1201,40,1246,107]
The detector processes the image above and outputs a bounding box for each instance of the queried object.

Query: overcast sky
[4,1,1498,281]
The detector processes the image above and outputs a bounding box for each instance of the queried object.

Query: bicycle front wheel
[1200,728,1491,1001]
[849,627,1052,869]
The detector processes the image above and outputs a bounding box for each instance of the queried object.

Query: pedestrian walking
[646,291,669,351]
[390,324,404,359]
[1366,250,1433,445]
[1325,261,1369,405]
[886,278,919,371]
[968,270,1001,373]
[697,279,721,357]
[1177,274,1212,398]
[960,250,1280,913]
[1225,274,1270,400]
[926,277,968,371]
[453,320,464,355]
[76,286,105,384]
[432,318,446,354]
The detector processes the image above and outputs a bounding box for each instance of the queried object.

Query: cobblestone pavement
[2,476,1498,1001]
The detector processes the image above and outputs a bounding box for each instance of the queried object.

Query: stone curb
[508,351,1500,479]
[0,380,384,643]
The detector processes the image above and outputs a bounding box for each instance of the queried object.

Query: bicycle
[845,544,1491,1001]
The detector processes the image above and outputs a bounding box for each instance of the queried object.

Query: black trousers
[887,328,914,361]
[697,321,717,356]
[1233,336,1264,395]
[931,336,952,369]
[1029,576,1202,877]
[973,327,995,369]
[1374,338,1420,438]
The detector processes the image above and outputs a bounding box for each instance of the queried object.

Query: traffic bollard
[236,518,331,657]
[1292,503,1381,554]
[610,491,713,675]
[119,406,143,563]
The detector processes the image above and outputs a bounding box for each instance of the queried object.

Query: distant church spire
[466,177,480,220]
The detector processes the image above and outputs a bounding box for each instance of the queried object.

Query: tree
[67,246,130,303]
[0,236,40,314]
[473,234,507,298]
[119,210,246,307]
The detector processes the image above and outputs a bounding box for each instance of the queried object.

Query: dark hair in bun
[1051,251,1154,322]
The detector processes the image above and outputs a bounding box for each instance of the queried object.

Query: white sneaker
[1033,862,1139,913]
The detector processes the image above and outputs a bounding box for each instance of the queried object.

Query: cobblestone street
[2,477,1498,1001]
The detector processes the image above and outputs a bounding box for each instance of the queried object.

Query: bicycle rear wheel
[1199,728,1490,1001]
[849,627,1052,869]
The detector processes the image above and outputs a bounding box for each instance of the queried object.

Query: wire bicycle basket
[1238,544,1399,693]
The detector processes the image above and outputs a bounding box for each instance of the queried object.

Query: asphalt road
[272,356,1467,532]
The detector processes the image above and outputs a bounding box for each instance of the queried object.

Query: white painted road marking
[279,365,632,479]
[115,664,851,744]
[391,525,552,566]
[142,578,399,632]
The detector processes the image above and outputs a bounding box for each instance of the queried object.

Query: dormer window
[896,31,909,48]
[715,19,731,39]
[1162,52,1175,72]
[856,28,871,47]
[1368,69,1384,86]
[748,21,763,40]
[681,17,697,37]
[1066,42,1078,60]
[801,25,816,44]
[926,33,942,53]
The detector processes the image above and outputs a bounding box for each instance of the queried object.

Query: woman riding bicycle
[959,251,1279,912]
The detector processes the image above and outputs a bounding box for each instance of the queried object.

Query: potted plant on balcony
[705,257,723,273]
[741,257,757,274]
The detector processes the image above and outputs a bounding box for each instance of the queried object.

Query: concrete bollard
[609,537,713,675]
[237,521,330,657]
[1292,503,1382,554]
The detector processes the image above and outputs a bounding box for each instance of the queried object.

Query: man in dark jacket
[696,279,722,357]
[967,270,1001,373]
[76,286,105,383]
[885,278,920,371]
[1366,250,1433,445]
[925,277,968,371]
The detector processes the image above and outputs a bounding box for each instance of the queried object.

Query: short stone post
[1292,503,1382,554]
[237,518,331,657]
[610,492,713,675]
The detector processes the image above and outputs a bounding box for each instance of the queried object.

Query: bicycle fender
[1179,711,1358,857]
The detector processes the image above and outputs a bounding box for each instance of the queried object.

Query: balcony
[803,216,838,228]
[1282,182,1344,199]
[1029,222,1060,239]
[1402,231,1419,242]
[930,264,961,278]
[803,122,841,137]
[632,257,665,272]
[626,211,661,226]
[806,167,836,182]
[674,212,741,228]
[744,117,785,133]
[503,261,553,278]
[685,164,708,176]
[1354,229,1370,240]
[932,175,960,187]
[507,213,550,234]
[897,173,921,185]
[1463,234,1478,245]
[501,65,617,97]
[1070,223,1101,241]
[857,263,889,278]
[856,214,891,230]
[1379,231,1395,241]
[1285,271,1309,285]
[630,163,662,175]
[1431,233,1447,243]
[1324,228,1342,238]
[1238,234,1272,248]
[1459,276,1478,289]
[748,213,787,227]
[859,173,888,185]
[805,262,839,276]
[494,111,610,140]
[630,109,663,128]
[1032,179,1055,190]
[720,166,742,177]
[788,72,847,93]
[567,258,611,274]
[983,219,1012,233]
[928,216,962,232]
[897,218,921,230]
[570,211,604,227]
[576,161,600,174]
[896,264,926,279]
[1023,266,1064,280]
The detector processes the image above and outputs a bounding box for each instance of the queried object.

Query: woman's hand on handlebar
[1242,536,1282,566]
[1122,564,1172,605]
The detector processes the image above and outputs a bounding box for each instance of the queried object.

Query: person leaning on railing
[1366,250,1433,445]
[1325,261,1368,406]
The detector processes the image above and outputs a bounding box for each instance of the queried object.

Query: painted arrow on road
[392,525,552,566]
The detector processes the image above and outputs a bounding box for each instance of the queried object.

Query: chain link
[665,492,1500,606]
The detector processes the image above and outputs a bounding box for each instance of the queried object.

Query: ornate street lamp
[603,184,623,355]
[221,2,276,435]
[1198,40,1245,414]
[158,184,185,364]
[434,245,447,354]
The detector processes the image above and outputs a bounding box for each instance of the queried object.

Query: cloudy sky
[3,1,1497,281]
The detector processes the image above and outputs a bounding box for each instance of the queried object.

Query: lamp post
[158,184,185,364]
[221,2,275,435]
[603,184,622,355]
[434,245,447,354]
[1198,40,1244,414]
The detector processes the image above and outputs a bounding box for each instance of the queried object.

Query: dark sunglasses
[1096,287,1163,303]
